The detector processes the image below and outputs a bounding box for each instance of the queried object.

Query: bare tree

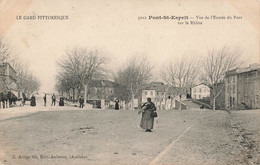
[114,55,153,110]
[58,47,109,103]
[25,74,40,95]
[0,36,11,63]
[0,37,40,97]
[113,82,131,104]
[200,46,242,110]
[56,72,82,101]
[15,62,29,93]
[161,57,199,109]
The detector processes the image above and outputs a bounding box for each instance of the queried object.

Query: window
[145,91,147,95]
[199,95,201,99]
[204,88,206,93]
[150,91,153,95]
[194,94,196,99]
[199,88,202,93]
[194,88,196,93]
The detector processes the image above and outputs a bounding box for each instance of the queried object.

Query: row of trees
[0,36,40,98]
[56,46,242,110]
[56,48,108,103]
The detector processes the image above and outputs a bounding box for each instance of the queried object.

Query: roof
[226,63,260,76]
[192,83,209,89]
[143,82,167,91]
[143,82,187,95]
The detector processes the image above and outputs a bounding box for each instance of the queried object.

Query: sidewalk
[0,106,72,121]
[0,100,94,121]
[0,98,109,121]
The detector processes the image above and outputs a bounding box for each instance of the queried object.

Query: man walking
[51,94,56,106]
[79,96,84,108]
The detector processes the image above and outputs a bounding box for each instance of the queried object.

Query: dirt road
[0,107,259,165]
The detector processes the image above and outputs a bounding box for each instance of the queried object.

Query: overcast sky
[1,0,259,93]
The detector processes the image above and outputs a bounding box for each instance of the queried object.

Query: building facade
[141,82,187,110]
[191,84,210,100]
[0,62,17,96]
[88,80,115,101]
[225,63,260,109]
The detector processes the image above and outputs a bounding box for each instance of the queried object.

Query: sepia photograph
[0,0,259,164]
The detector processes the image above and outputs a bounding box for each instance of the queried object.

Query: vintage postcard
[0,0,259,165]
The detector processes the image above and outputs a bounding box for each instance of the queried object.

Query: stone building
[0,62,18,96]
[141,82,187,110]
[225,63,260,109]
[87,80,116,109]
[88,80,115,101]
[191,84,210,100]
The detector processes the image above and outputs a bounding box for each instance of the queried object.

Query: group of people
[42,94,64,106]
[43,94,58,106]
[28,94,64,107]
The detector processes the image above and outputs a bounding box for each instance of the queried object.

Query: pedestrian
[79,96,84,108]
[51,94,56,106]
[59,96,64,106]
[139,97,157,132]
[115,98,119,110]
[30,94,36,106]
[43,94,47,106]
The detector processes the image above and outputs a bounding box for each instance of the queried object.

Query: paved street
[0,105,259,165]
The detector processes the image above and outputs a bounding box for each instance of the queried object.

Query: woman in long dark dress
[59,96,64,106]
[30,95,36,106]
[140,97,157,132]
[115,98,119,110]
[43,94,47,106]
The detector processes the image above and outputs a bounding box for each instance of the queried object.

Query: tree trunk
[84,84,88,104]
[213,97,216,110]
[164,95,167,110]
[170,97,173,110]
[77,88,81,100]
[159,98,162,110]
[179,95,182,110]
[131,93,135,110]
[72,88,75,103]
